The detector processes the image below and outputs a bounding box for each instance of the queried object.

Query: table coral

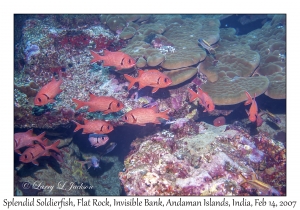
[198,40,260,83]
[201,76,269,105]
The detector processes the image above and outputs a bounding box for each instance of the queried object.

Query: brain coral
[201,75,270,105]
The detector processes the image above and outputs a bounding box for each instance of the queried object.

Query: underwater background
[14,14,286,196]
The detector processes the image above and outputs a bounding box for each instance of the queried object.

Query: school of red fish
[16,49,263,166]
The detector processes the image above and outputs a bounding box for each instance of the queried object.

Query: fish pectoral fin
[245,109,249,116]
[102,110,110,115]
[138,83,146,90]
[115,66,122,70]
[153,118,161,124]
[152,87,159,93]
[32,160,39,166]
[48,99,56,103]
[15,149,22,155]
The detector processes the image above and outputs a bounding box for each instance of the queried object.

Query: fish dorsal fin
[84,118,90,125]
[150,105,158,113]
[103,49,110,55]
[42,138,49,146]
[26,129,34,135]
[197,87,205,96]
[137,69,144,77]
[89,92,98,100]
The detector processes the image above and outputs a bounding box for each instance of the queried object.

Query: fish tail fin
[244,91,252,105]
[90,50,103,63]
[47,140,61,154]
[72,120,83,132]
[124,74,137,90]
[158,109,170,120]
[188,88,198,102]
[72,98,86,110]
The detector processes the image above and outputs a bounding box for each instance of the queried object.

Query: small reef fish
[78,156,100,170]
[72,118,114,134]
[240,172,280,196]
[244,91,262,126]
[122,106,170,126]
[261,109,281,124]
[14,129,46,155]
[72,93,124,114]
[188,87,215,112]
[88,134,109,148]
[198,38,217,54]
[90,50,136,70]
[19,139,61,166]
[104,142,117,155]
[34,70,63,106]
[124,69,172,93]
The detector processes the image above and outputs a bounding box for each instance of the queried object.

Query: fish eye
[128,59,131,64]
[38,98,42,102]
[24,155,28,159]
[164,78,169,83]
[107,125,110,130]
[117,102,120,107]
[124,115,128,120]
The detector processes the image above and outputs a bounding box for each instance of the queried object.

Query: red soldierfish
[19,139,61,166]
[72,119,114,134]
[124,69,172,93]
[72,93,124,114]
[90,50,136,70]
[88,134,109,148]
[122,106,170,126]
[244,91,258,123]
[14,129,46,155]
[34,70,63,106]
[188,87,215,112]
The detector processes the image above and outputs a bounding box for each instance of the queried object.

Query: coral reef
[119,121,286,196]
